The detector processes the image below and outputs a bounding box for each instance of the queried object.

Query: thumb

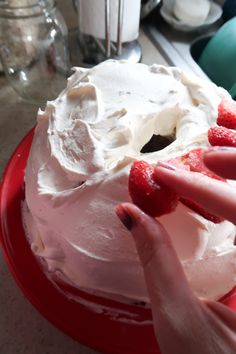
[115,203,195,312]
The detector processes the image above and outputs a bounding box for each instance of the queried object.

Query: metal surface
[143,13,224,80]
[77,0,142,65]
[69,29,142,69]
[105,0,111,57]
[116,0,124,55]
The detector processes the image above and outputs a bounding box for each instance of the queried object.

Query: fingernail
[115,205,133,230]
[157,161,176,171]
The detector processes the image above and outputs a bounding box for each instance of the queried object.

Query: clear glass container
[0,0,70,105]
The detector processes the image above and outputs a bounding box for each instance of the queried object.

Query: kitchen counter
[0,30,167,354]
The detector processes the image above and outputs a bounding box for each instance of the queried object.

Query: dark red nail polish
[116,206,133,230]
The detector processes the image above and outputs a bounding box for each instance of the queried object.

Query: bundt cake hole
[141,134,175,153]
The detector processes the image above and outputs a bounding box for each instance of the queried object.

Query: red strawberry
[208,126,236,147]
[180,197,223,224]
[129,160,178,217]
[168,148,225,223]
[181,148,205,172]
[169,148,224,181]
[181,148,224,181]
[167,157,190,171]
[217,99,236,129]
[128,150,225,223]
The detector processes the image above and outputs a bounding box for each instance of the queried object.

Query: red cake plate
[1,129,236,354]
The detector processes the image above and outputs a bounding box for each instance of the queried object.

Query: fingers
[204,300,236,332]
[203,148,236,180]
[154,164,236,225]
[115,203,236,354]
[116,203,207,354]
[115,202,194,311]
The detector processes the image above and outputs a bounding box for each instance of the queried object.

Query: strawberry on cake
[23,60,236,304]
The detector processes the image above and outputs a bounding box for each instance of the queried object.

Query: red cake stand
[1,129,236,354]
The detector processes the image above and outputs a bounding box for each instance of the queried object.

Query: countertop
[0,26,167,354]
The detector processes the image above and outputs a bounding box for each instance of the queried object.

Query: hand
[116,147,236,354]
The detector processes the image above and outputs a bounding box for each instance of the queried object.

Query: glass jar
[0,0,70,106]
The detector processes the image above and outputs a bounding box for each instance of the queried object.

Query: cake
[23,60,236,303]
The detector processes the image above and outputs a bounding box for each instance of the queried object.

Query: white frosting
[23,60,236,302]
[173,0,210,27]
